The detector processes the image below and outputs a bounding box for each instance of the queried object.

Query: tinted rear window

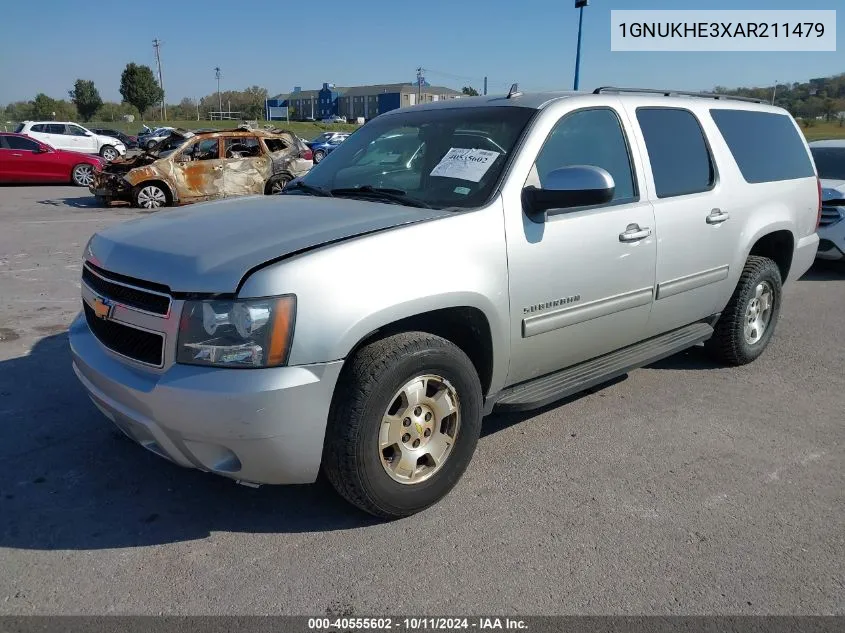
[710,109,815,183]
[636,107,715,198]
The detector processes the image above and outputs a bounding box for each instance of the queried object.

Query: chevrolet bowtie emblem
[415,422,424,436]
[92,296,112,320]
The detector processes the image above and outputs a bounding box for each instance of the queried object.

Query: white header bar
[611,10,836,52]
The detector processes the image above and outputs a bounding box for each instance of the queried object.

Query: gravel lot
[0,185,843,616]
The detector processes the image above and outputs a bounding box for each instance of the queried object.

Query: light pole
[573,0,588,91]
[214,67,222,120]
[772,80,778,105]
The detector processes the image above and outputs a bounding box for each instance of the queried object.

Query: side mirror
[522,165,615,220]
[34,146,50,154]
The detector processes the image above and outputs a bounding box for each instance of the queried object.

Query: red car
[0,132,102,187]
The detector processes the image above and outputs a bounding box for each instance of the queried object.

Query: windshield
[293,106,536,209]
[152,134,191,155]
[811,147,845,181]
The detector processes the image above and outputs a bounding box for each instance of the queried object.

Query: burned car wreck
[90,127,314,209]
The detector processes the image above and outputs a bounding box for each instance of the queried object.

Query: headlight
[176,295,295,368]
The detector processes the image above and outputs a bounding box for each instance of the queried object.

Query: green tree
[462,86,479,96]
[3,101,34,122]
[119,63,163,118]
[93,101,140,122]
[69,79,103,121]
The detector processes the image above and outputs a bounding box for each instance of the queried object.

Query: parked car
[16,121,126,161]
[70,89,820,519]
[321,115,346,124]
[306,131,349,163]
[90,128,139,150]
[0,132,102,186]
[90,127,313,208]
[808,139,845,261]
[138,127,175,150]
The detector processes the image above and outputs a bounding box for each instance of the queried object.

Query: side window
[224,137,261,158]
[30,124,46,133]
[636,108,714,198]
[46,124,67,135]
[263,138,289,153]
[709,109,815,183]
[534,108,637,204]
[68,125,88,136]
[6,136,41,151]
[183,138,220,161]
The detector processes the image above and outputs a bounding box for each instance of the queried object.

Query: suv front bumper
[69,312,343,485]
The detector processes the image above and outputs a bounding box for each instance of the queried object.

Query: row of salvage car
[91,126,316,209]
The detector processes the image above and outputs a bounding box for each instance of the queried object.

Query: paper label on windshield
[430,148,501,182]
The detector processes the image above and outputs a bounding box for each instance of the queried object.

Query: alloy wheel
[744,281,774,345]
[72,164,94,187]
[378,374,461,485]
[137,185,167,209]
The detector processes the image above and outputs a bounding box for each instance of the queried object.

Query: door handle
[11,153,22,157]
[706,208,730,224]
[619,223,652,242]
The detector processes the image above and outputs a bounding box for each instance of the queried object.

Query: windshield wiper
[283,180,333,197]
[330,185,431,209]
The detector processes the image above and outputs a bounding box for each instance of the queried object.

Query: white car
[321,115,346,124]
[16,121,126,162]
[809,139,845,261]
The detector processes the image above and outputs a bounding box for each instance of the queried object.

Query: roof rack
[593,87,765,104]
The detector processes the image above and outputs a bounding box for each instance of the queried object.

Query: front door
[44,124,69,151]
[622,104,739,337]
[66,124,98,154]
[504,106,657,385]
[171,137,226,203]
[222,136,270,196]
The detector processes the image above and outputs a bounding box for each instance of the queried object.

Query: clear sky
[0,0,842,105]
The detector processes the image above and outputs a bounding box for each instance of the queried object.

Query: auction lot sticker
[431,148,501,182]
[611,10,836,52]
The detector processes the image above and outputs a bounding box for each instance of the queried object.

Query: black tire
[322,332,483,519]
[100,145,118,162]
[313,150,325,163]
[265,174,291,195]
[146,139,157,150]
[705,255,782,366]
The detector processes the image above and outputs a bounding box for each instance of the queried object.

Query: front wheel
[313,149,325,164]
[133,183,169,210]
[705,255,782,366]
[322,332,483,519]
[71,163,95,187]
[100,145,119,162]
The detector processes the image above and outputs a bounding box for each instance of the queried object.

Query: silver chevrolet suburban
[70,87,822,518]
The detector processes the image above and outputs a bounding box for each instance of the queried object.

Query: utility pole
[416,67,423,104]
[573,0,589,91]
[215,67,222,120]
[483,76,488,96]
[152,38,166,120]
[772,80,778,105]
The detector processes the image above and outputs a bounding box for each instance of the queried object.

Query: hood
[55,148,102,164]
[820,179,845,200]
[96,134,124,147]
[86,195,453,293]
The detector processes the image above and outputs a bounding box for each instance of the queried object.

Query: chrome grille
[83,303,164,366]
[82,262,171,316]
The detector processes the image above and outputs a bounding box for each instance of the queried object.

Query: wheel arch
[133,179,175,205]
[339,306,496,398]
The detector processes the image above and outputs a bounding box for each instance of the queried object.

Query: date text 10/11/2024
[307,617,529,631]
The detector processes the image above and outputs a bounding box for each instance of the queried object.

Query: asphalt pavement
[0,185,843,615]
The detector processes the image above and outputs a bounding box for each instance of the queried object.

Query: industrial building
[267,81,462,121]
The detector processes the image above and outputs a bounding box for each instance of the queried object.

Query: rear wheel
[322,332,483,519]
[265,174,291,195]
[705,255,782,366]
[133,183,169,210]
[71,163,95,187]
[100,145,118,162]
[313,149,326,164]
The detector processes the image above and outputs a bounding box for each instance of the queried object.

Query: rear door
[222,136,270,195]
[622,103,738,336]
[25,123,52,146]
[44,124,71,151]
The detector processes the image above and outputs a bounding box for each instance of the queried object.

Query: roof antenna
[507,83,522,99]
